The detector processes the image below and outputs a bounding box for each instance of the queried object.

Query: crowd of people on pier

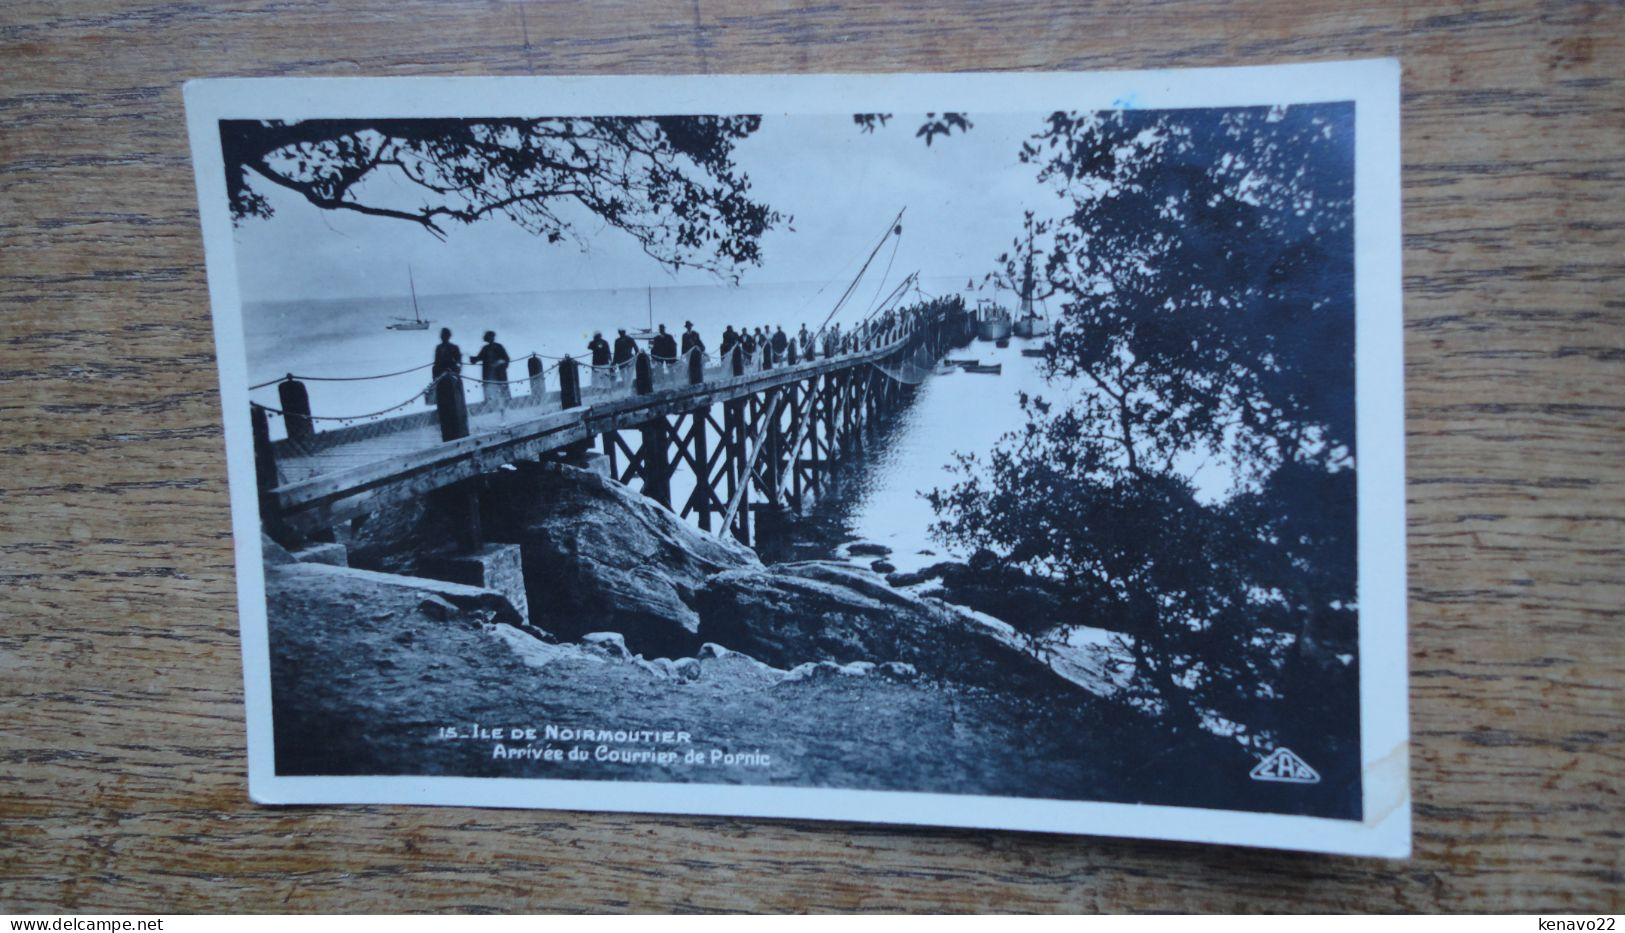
[429,304,928,405]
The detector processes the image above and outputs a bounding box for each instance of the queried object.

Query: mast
[1019,226,1035,318]
[409,266,423,323]
[817,206,907,335]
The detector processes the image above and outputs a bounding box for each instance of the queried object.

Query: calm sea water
[242,282,1050,566]
[789,336,1050,573]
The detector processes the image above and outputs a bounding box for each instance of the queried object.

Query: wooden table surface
[2,0,1621,914]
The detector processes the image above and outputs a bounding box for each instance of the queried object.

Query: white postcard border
[185,60,1409,858]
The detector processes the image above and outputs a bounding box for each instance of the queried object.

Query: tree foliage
[220,116,785,277]
[852,112,973,145]
[928,104,1359,764]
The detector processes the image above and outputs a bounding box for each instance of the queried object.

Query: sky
[228,111,1060,303]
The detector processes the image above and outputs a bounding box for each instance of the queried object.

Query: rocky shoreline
[264,460,1288,813]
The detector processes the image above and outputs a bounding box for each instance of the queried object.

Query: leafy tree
[220,116,785,277]
[852,112,973,145]
[928,104,1358,765]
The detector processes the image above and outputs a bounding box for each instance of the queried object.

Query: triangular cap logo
[1249,747,1320,784]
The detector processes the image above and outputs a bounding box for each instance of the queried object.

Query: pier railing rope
[249,360,436,391]
[254,304,958,492]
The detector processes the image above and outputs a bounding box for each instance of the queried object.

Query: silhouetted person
[719,325,738,357]
[651,323,677,364]
[471,330,509,380]
[587,331,611,366]
[797,324,811,352]
[433,327,462,377]
[587,330,611,385]
[740,328,757,357]
[612,328,637,384]
[771,326,788,358]
[430,327,464,414]
[681,321,704,358]
[613,328,637,363]
[470,329,511,403]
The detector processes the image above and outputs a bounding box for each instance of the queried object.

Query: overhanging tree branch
[221,115,786,278]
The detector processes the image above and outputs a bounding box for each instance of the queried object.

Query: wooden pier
[254,305,971,546]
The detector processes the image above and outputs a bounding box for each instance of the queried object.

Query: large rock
[418,543,530,627]
[694,560,1085,698]
[273,562,526,628]
[261,533,296,566]
[510,463,759,656]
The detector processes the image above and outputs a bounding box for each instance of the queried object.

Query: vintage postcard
[185,62,1407,856]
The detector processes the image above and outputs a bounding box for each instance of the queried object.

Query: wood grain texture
[1,0,1621,913]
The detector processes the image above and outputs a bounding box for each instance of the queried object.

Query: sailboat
[386,267,430,331]
[628,285,657,340]
[1011,228,1049,339]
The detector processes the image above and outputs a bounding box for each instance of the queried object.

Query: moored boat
[386,267,431,331]
[1008,224,1048,338]
[1012,313,1048,338]
[975,299,1012,341]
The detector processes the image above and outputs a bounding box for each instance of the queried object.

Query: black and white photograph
[187,66,1407,855]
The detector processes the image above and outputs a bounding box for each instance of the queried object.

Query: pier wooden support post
[602,431,618,478]
[556,356,591,457]
[691,405,711,531]
[452,484,482,552]
[855,372,868,449]
[277,376,314,448]
[426,478,482,554]
[823,373,838,466]
[787,340,798,366]
[527,355,545,399]
[724,399,744,533]
[250,403,277,500]
[724,398,749,545]
[434,372,470,442]
[731,347,745,377]
[841,371,856,452]
[764,391,783,506]
[787,383,803,510]
[558,356,582,409]
[250,403,286,542]
[806,376,821,496]
[634,351,654,395]
[640,416,671,508]
[688,349,704,386]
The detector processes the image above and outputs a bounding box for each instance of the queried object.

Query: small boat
[995,337,1010,349]
[387,267,430,331]
[964,363,1002,375]
[627,285,658,340]
[1009,227,1048,338]
[1020,347,1048,358]
[945,357,979,367]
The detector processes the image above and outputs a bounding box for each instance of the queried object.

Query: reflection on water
[769,336,1049,574]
